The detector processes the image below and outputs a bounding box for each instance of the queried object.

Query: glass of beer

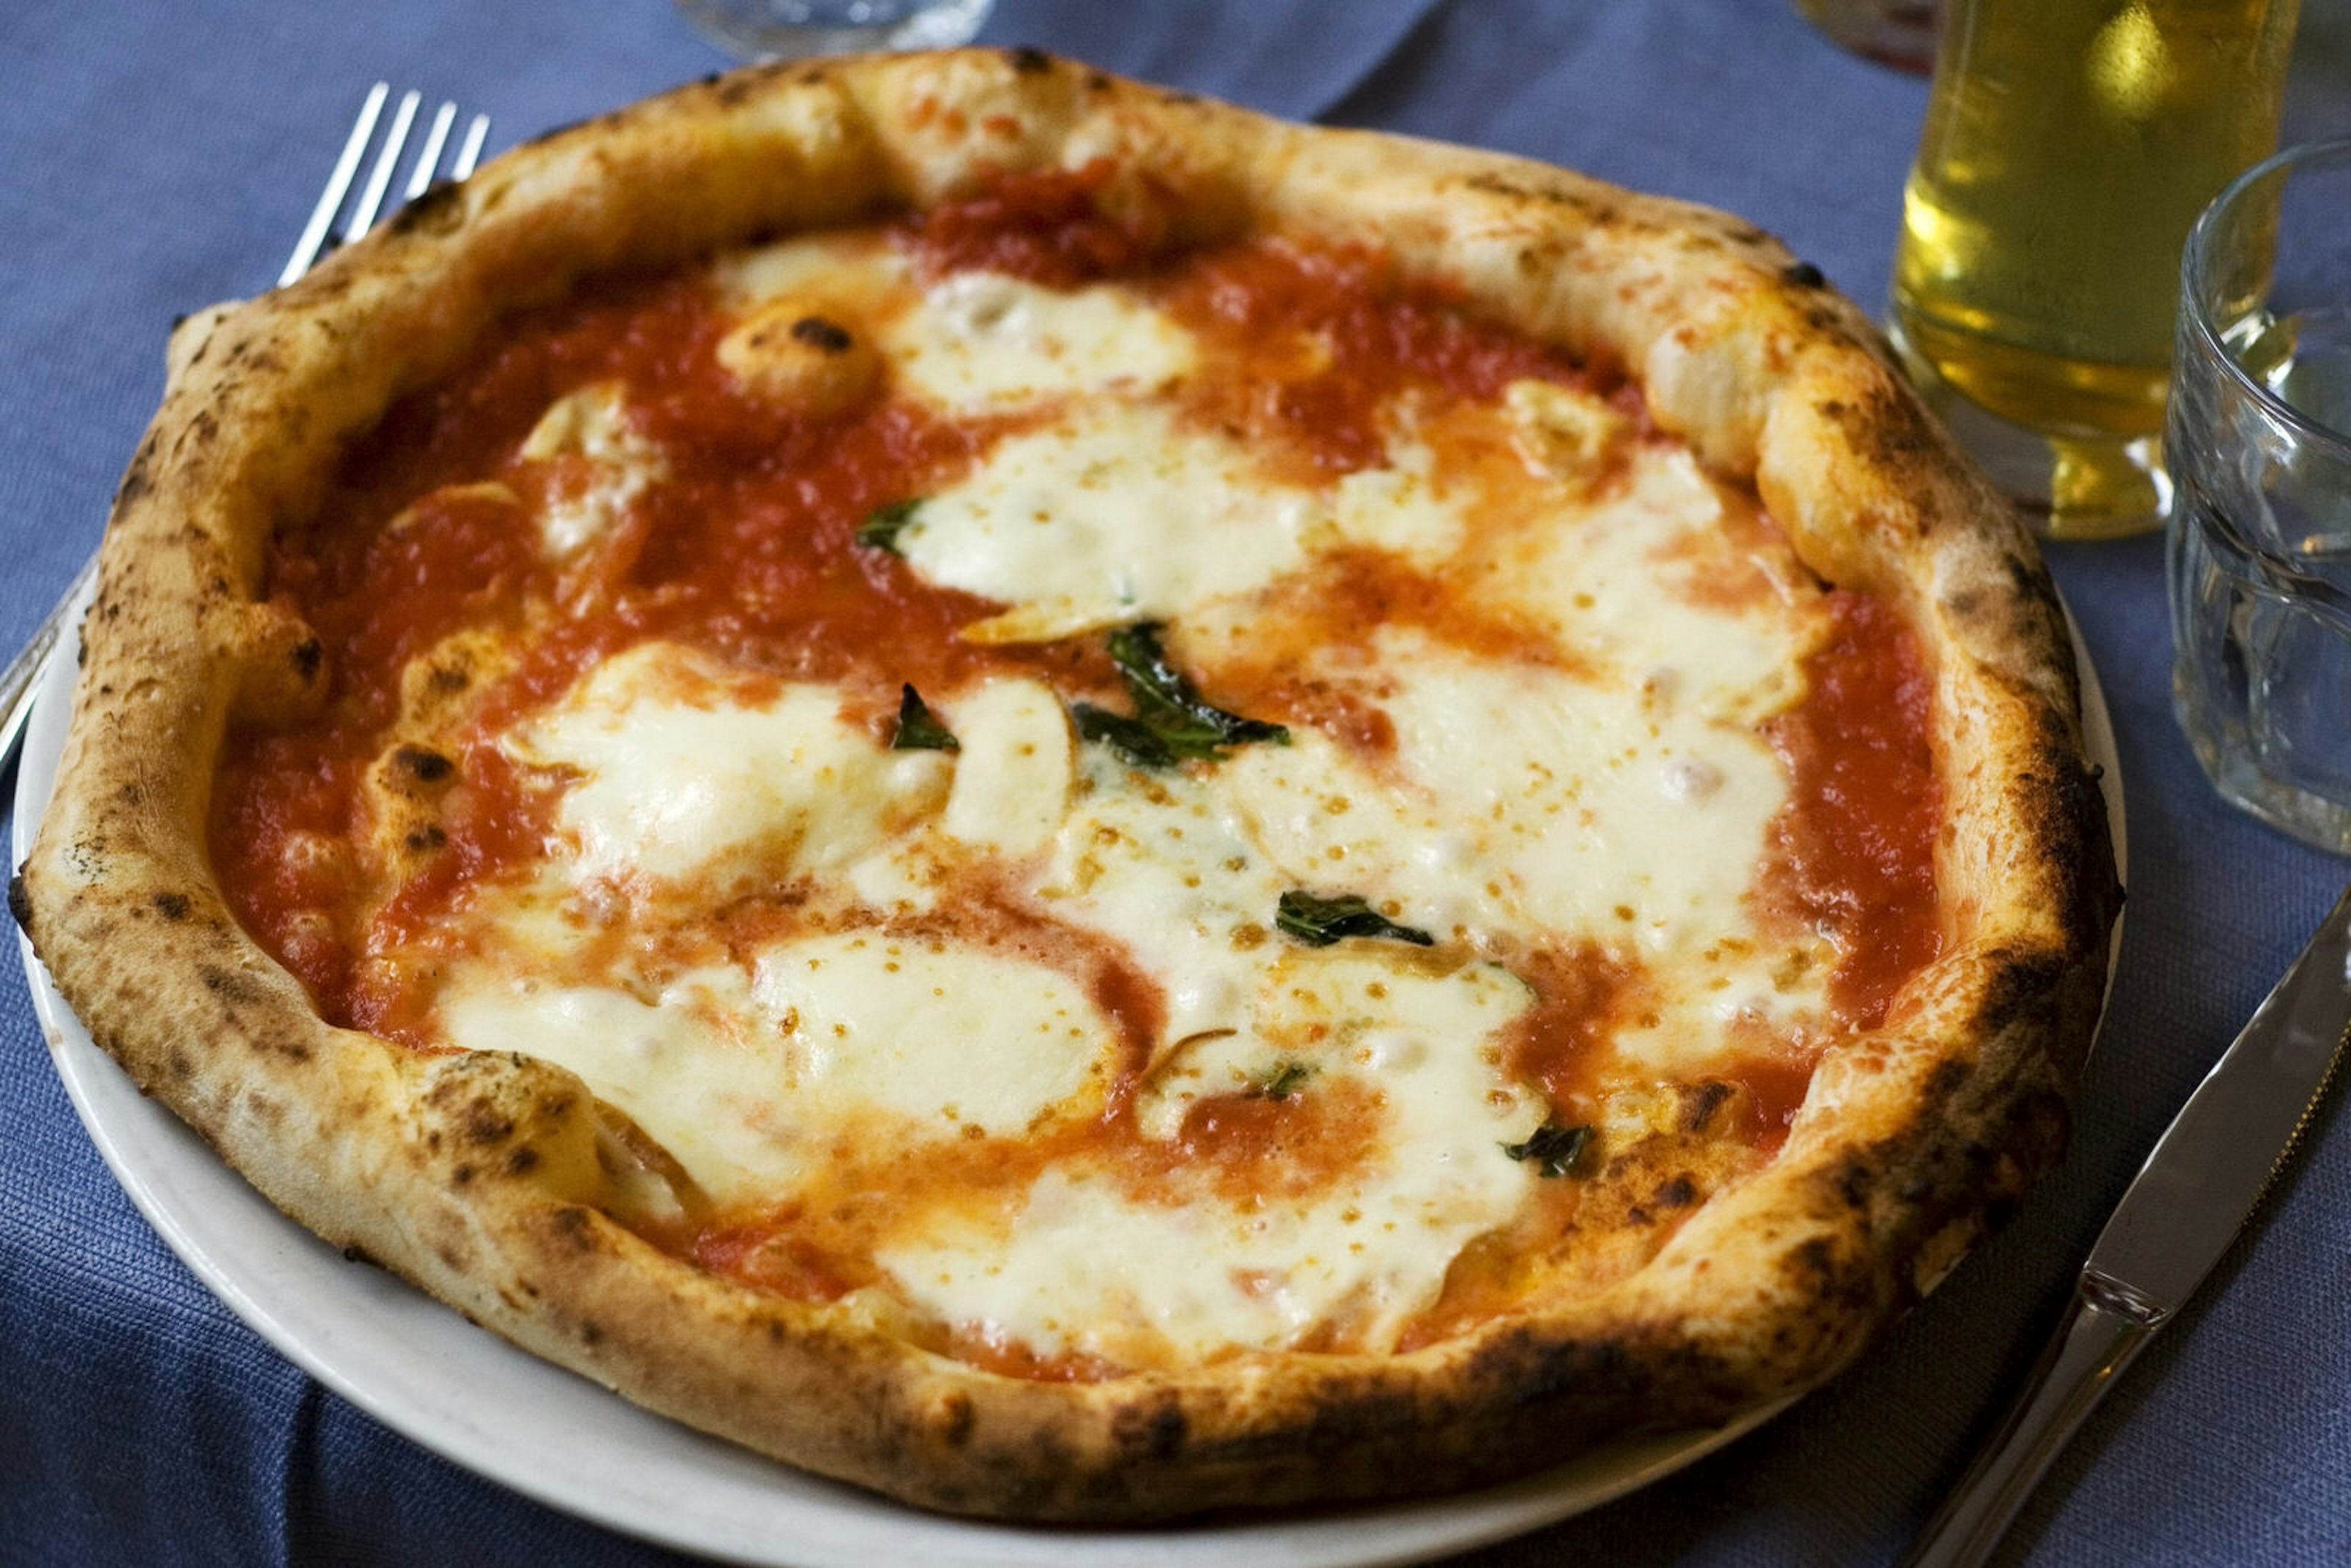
[2169,138,2351,850]
[1888,0,2300,540]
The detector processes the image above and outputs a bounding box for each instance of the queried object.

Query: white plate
[10,588,2122,1567]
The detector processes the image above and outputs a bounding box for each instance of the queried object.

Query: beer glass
[2168,139,2351,851]
[1888,0,2300,540]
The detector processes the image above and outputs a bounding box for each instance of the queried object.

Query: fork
[0,85,490,784]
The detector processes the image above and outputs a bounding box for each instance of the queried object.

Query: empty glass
[674,0,993,61]
[2167,138,2351,852]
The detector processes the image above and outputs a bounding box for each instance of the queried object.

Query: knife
[1899,878,2351,1568]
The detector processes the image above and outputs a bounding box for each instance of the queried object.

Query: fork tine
[402,102,459,203]
[343,88,421,241]
[452,113,491,181]
[279,82,389,287]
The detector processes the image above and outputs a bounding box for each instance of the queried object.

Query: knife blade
[1899,877,2351,1568]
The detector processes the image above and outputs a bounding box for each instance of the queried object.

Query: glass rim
[2181,135,2351,464]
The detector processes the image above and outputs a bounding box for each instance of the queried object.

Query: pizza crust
[14,49,2118,1520]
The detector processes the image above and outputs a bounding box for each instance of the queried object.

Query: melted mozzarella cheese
[716,236,1198,416]
[439,936,1120,1204]
[508,643,950,899]
[746,932,1116,1139]
[1492,444,1816,726]
[517,382,663,560]
[940,678,1073,858]
[882,948,1540,1363]
[896,403,1314,643]
[441,965,808,1196]
[884,270,1196,412]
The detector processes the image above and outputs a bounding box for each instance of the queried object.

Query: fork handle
[0,549,98,784]
[1896,1273,2164,1568]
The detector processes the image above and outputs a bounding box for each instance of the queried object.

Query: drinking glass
[674,0,992,61]
[2168,138,2351,851]
[1889,0,2300,541]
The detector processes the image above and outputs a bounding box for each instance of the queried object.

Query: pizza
[12,49,2119,1521]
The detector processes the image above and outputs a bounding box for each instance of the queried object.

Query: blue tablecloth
[4,2,2347,1562]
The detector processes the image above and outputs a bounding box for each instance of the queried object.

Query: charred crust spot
[931,1390,977,1446]
[1007,45,1054,74]
[388,179,467,236]
[1680,1079,1735,1133]
[504,1146,541,1176]
[451,1163,475,1186]
[1793,1236,1840,1283]
[403,825,449,853]
[1086,72,1111,91]
[152,891,190,920]
[166,1049,193,1079]
[1977,951,2066,1035]
[392,745,454,782]
[1837,1160,1872,1209]
[551,1205,594,1244]
[579,1319,604,1347]
[788,315,854,353]
[462,1104,516,1146]
[340,1243,381,1268]
[1111,1395,1188,1460]
[429,664,470,693]
[1654,1175,1697,1209]
[290,637,325,680]
[198,962,269,1010]
[1781,260,1826,288]
[6,873,31,936]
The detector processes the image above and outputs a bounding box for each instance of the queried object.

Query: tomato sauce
[1160,239,1603,481]
[1764,590,1944,1027]
[904,160,1160,288]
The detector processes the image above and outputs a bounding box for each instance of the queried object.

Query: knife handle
[1895,1270,2165,1568]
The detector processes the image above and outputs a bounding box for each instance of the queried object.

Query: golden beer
[1889,0,2298,536]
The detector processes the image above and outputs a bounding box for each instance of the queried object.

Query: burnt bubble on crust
[1781,261,1827,288]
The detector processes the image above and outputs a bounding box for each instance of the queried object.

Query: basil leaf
[856,498,923,554]
[1071,702,1177,768]
[1072,623,1288,768]
[1502,1122,1593,1179]
[890,684,958,752]
[1275,890,1434,948]
[1109,623,1289,751]
[1254,1062,1312,1101]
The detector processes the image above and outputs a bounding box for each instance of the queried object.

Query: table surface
[4,2,2348,1564]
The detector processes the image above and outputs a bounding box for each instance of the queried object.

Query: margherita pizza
[13,50,2119,1521]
